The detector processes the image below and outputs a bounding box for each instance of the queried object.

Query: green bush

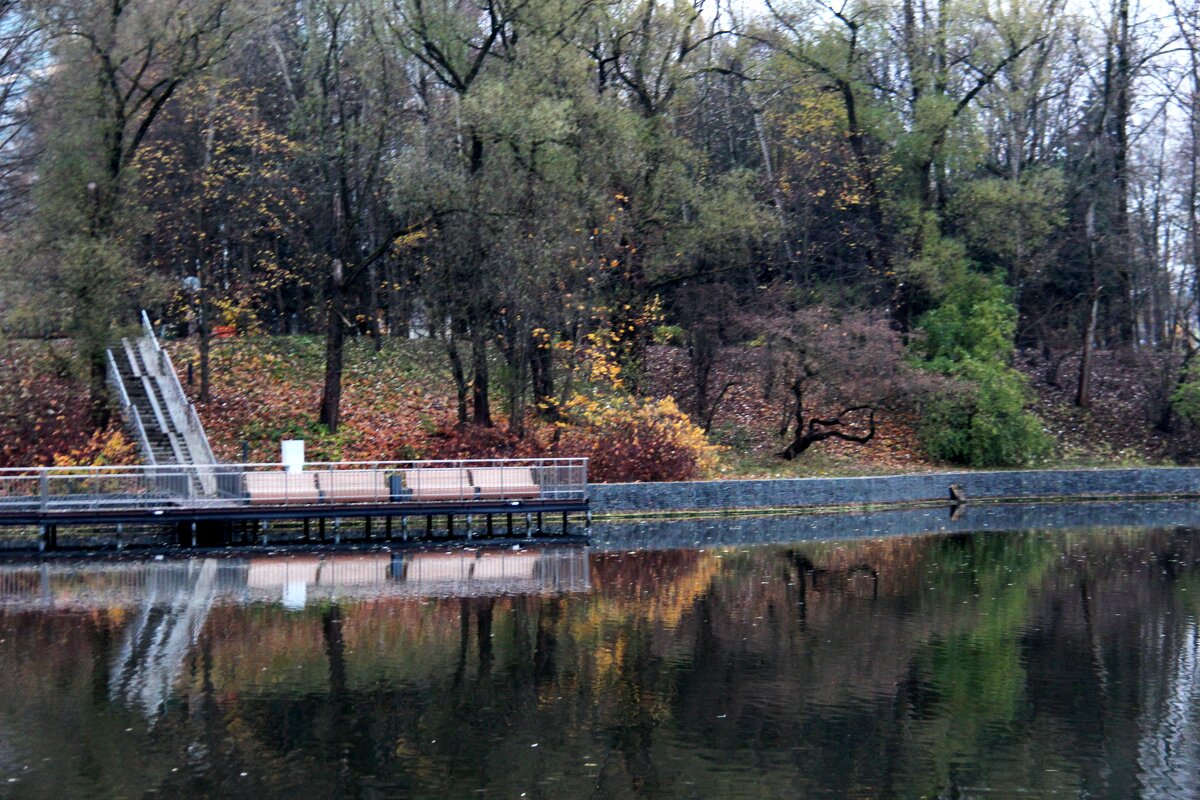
[915,271,1050,467]
[653,324,686,346]
[920,359,1050,467]
[1171,361,1200,426]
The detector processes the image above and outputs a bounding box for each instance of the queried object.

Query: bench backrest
[244,472,320,504]
[470,467,537,488]
[315,469,389,502]
[402,468,472,499]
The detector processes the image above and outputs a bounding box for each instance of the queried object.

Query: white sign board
[281,439,305,473]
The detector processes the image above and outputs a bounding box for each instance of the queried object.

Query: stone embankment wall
[589,468,1200,515]
[588,500,1200,551]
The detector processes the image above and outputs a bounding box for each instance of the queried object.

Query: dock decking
[0,458,589,550]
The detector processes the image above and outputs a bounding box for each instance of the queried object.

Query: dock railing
[0,458,588,515]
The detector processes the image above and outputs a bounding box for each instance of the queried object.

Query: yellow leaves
[394,230,428,249]
[52,430,136,469]
[559,391,722,480]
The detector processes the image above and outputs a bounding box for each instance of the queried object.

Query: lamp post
[182,272,210,402]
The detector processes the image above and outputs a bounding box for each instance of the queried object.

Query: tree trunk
[369,260,383,353]
[198,286,211,404]
[470,318,492,427]
[1113,0,1135,345]
[688,324,715,426]
[445,323,469,425]
[319,259,345,432]
[1076,289,1100,408]
[529,333,556,419]
[499,317,527,437]
[89,350,111,430]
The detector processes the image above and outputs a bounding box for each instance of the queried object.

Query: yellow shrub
[557,393,720,482]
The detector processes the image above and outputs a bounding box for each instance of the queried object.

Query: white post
[281,440,305,473]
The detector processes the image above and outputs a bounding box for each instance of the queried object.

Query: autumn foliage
[554,394,719,482]
[0,342,137,468]
[420,388,720,482]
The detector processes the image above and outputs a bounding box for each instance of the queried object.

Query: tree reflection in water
[0,527,1198,798]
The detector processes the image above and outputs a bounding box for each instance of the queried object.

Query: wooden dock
[0,458,589,551]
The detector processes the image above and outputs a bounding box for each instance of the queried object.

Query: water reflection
[0,546,591,611]
[0,514,1199,798]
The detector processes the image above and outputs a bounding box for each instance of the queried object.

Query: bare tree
[40,0,239,230]
[0,0,40,225]
[746,296,940,460]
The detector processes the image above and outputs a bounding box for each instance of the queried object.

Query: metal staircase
[106,312,218,496]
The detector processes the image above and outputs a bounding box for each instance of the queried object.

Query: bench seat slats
[470,467,540,500]
[315,470,390,504]
[245,472,320,505]
[402,468,473,501]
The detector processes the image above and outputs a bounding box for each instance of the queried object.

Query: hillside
[5,335,1194,477]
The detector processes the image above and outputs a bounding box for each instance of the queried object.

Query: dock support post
[466,514,472,540]
[385,516,392,541]
[562,511,568,535]
[506,513,513,536]
[365,517,373,541]
[525,513,532,539]
[319,517,326,542]
[303,518,310,542]
[402,516,409,541]
[334,517,341,545]
[116,523,124,552]
[447,514,454,538]
[191,521,197,548]
[487,515,494,537]
[426,515,433,539]
[536,512,543,536]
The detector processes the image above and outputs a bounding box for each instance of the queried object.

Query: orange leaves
[556,393,720,482]
[52,430,137,468]
[0,344,138,469]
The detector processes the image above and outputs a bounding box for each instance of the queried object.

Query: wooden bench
[401,468,473,501]
[244,472,320,505]
[470,467,540,500]
[315,469,390,504]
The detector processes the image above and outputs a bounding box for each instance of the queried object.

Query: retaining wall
[588,468,1200,514]
[589,500,1200,551]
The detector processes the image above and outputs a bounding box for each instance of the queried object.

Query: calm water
[1,505,1200,798]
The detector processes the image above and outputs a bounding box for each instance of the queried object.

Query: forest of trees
[2,0,1200,472]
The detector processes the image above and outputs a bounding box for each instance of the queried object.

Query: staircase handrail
[107,348,132,409]
[187,402,218,466]
[136,311,218,495]
[128,406,157,468]
[106,349,156,466]
[159,345,218,467]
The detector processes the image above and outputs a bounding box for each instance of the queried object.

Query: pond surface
[2,504,1200,798]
